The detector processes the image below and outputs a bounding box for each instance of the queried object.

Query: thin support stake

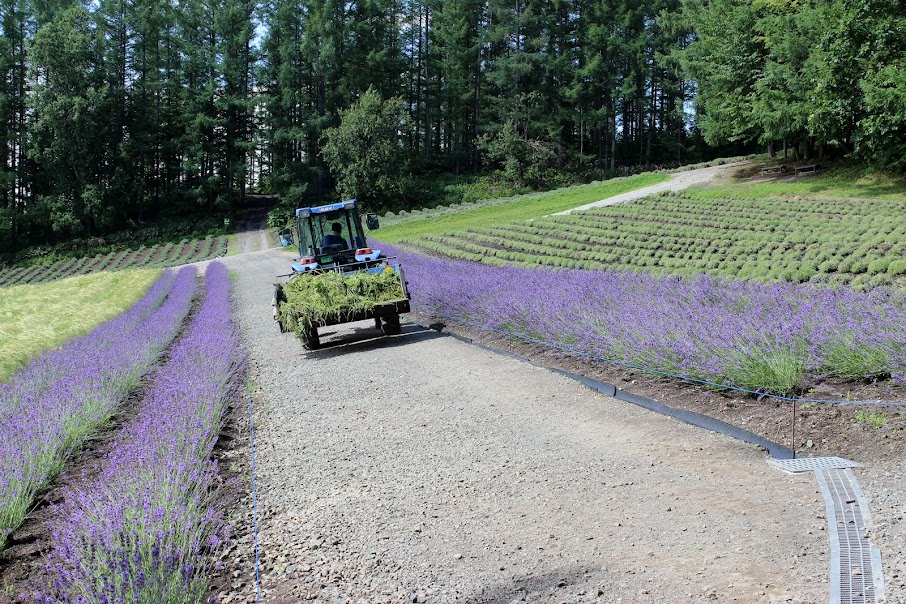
[792,397,797,460]
[247,360,262,603]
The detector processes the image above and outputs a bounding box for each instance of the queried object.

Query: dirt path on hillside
[214,247,829,603]
[553,160,753,215]
[235,203,276,254]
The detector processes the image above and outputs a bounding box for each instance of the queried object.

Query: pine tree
[217,0,256,208]
[29,5,115,235]
[0,0,32,249]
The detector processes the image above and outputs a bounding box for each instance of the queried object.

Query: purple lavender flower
[0,268,198,549]
[377,242,906,395]
[43,262,243,602]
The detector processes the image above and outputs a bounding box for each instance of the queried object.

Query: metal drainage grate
[770,457,885,604]
[768,456,862,473]
[815,468,885,604]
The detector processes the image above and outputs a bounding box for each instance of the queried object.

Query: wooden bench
[794,164,818,175]
[761,165,787,175]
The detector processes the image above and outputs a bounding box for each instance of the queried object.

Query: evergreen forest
[0,0,904,255]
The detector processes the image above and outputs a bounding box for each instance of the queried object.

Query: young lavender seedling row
[0,267,198,550]
[41,262,243,603]
[416,192,906,287]
[0,237,231,287]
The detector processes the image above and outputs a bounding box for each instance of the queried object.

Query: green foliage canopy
[321,88,411,211]
[682,0,906,169]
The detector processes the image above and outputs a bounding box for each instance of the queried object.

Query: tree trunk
[423,4,430,156]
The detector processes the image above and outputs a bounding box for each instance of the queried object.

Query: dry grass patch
[0,269,161,382]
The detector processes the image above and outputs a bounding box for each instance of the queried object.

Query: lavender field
[0,267,196,551]
[41,262,242,602]
[379,243,906,396]
[0,237,229,288]
[0,261,242,601]
[411,192,906,288]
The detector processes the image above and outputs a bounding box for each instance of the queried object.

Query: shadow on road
[294,323,445,357]
[463,565,604,604]
[235,209,269,233]
[234,197,279,253]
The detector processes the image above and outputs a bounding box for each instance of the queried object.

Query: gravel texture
[861,462,906,603]
[215,248,834,603]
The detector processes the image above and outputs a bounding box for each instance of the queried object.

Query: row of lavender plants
[0,237,229,288]
[40,262,243,602]
[0,268,197,549]
[380,243,906,395]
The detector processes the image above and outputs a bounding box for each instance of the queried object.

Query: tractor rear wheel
[380,314,401,336]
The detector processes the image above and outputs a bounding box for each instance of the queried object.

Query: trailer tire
[302,327,320,350]
[381,314,401,336]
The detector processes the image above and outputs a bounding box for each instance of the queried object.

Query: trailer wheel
[302,327,320,350]
[381,314,401,336]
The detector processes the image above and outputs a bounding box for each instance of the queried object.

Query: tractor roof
[295,199,358,218]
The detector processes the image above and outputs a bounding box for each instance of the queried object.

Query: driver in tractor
[320,222,347,249]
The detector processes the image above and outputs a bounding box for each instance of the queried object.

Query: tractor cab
[291,199,381,273]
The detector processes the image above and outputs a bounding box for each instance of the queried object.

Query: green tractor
[272,199,410,349]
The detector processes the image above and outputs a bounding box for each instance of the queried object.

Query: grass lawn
[693,162,906,200]
[374,172,668,244]
[0,269,161,382]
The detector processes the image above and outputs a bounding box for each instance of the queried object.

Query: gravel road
[552,161,752,215]
[236,207,275,254]
[863,462,906,603]
[220,248,830,603]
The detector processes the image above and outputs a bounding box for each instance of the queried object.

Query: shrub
[823,339,892,380]
[818,259,839,273]
[851,260,869,274]
[887,259,906,276]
